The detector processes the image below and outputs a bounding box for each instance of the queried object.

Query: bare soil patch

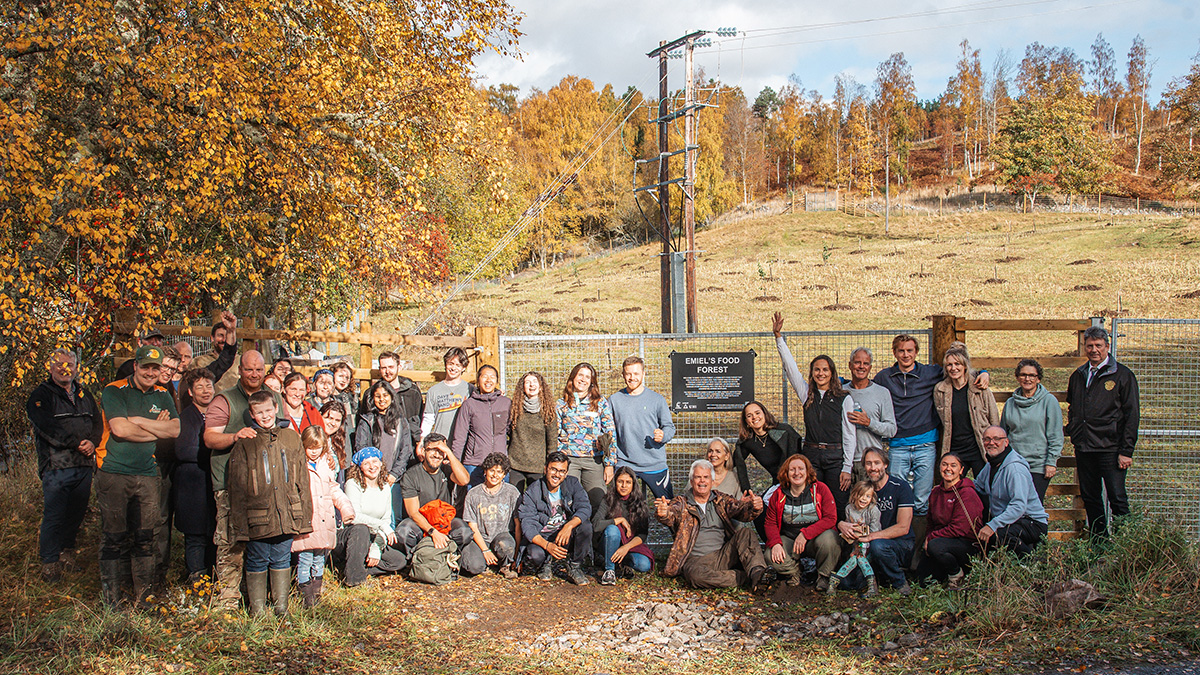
[802,284,830,290]
[823,303,854,311]
[1073,284,1103,291]
[1068,259,1097,265]
[871,291,904,298]
[848,249,867,255]
[910,272,934,278]
[618,306,642,313]
[700,286,724,292]
[582,297,599,303]
[983,278,1007,284]
[865,265,880,271]
[957,298,994,306]
[720,271,740,276]
[554,290,571,295]
[513,300,531,306]
[753,295,782,302]
[537,307,559,314]
[1174,290,1200,299]
[996,256,1024,263]
[937,253,958,259]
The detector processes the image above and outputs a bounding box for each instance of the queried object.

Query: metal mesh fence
[500,328,930,546]
[1112,318,1200,536]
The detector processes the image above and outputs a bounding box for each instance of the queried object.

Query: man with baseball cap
[115,328,168,380]
[97,345,180,608]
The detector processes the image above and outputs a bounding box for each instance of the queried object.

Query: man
[420,347,473,442]
[395,434,473,559]
[152,347,182,585]
[608,356,676,498]
[518,452,593,585]
[202,350,280,611]
[1066,325,1140,537]
[26,348,102,583]
[191,310,240,393]
[837,448,915,595]
[656,459,767,590]
[844,347,897,483]
[171,341,193,383]
[360,351,423,451]
[461,452,520,577]
[97,345,180,608]
[873,335,988,518]
[974,426,1049,555]
[114,327,168,380]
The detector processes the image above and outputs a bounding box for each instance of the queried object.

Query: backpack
[407,537,459,585]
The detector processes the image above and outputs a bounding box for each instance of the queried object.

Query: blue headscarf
[351,447,383,466]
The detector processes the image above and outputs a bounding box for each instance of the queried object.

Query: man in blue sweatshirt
[608,357,677,499]
[975,426,1048,556]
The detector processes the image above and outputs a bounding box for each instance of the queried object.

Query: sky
[474,0,1199,104]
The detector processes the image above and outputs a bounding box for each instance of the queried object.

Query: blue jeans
[889,442,936,515]
[40,466,93,564]
[634,469,673,499]
[601,524,652,573]
[296,550,327,583]
[868,537,914,588]
[246,536,294,572]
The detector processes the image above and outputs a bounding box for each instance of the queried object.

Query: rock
[1045,579,1106,618]
[585,624,601,633]
[882,641,900,652]
[897,633,922,647]
[464,612,480,621]
[813,615,836,629]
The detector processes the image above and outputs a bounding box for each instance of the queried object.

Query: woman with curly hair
[556,362,616,509]
[763,454,841,590]
[508,371,557,493]
[593,466,654,585]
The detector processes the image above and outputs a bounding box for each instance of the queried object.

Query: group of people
[26,310,1139,614]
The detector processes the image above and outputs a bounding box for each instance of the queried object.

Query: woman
[450,365,512,484]
[173,368,218,582]
[507,371,557,493]
[271,358,293,381]
[307,369,337,409]
[354,380,414,517]
[773,313,856,514]
[1000,359,1064,502]
[733,400,800,493]
[263,373,283,394]
[319,401,349,476]
[706,437,741,497]
[917,453,984,589]
[281,372,324,433]
[933,342,999,478]
[593,467,655,585]
[556,362,616,509]
[763,454,840,589]
[330,361,359,447]
[336,448,406,585]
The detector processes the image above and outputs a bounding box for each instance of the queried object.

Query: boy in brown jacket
[227,391,312,616]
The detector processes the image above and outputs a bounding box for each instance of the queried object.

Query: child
[461,452,521,578]
[829,481,883,597]
[292,426,355,608]
[227,391,313,617]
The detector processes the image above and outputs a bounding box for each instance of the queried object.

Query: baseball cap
[134,345,165,366]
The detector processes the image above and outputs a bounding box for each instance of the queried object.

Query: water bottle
[853,400,863,414]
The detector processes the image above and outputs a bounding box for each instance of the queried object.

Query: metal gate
[1112,318,1200,536]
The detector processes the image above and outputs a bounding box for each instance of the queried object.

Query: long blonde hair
[300,425,337,472]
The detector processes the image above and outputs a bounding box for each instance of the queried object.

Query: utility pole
[884,133,890,235]
[657,41,671,333]
[683,37,699,333]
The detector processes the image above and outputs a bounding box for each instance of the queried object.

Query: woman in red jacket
[764,454,842,590]
[917,452,984,589]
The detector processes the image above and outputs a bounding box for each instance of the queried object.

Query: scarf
[524,395,541,414]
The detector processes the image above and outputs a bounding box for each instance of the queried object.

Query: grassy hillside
[387,208,1200,362]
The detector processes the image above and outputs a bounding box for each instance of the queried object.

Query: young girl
[292,426,355,608]
[593,466,654,585]
[829,481,883,597]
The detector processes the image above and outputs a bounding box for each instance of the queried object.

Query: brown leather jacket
[656,490,760,577]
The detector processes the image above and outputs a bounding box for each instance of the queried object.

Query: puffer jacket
[657,490,759,577]
[227,419,313,542]
[292,456,355,552]
[933,379,1000,458]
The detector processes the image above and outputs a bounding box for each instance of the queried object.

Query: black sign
[669,350,756,412]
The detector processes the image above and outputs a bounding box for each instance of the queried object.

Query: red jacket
[764,480,836,548]
[927,477,984,542]
[285,401,324,434]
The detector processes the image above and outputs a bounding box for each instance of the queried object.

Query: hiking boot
[59,549,78,572]
[130,556,157,610]
[826,575,841,596]
[946,569,965,591]
[897,581,913,597]
[784,572,802,587]
[748,566,768,593]
[41,561,63,584]
[269,568,292,617]
[863,576,879,598]
[498,564,518,580]
[599,569,617,586]
[815,575,830,592]
[617,563,635,579]
[246,571,269,617]
[566,562,589,586]
[537,560,553,581]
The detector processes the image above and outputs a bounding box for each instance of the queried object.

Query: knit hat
[312,368,334,382]
[352,447,383,466]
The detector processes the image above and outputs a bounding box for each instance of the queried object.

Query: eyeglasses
[1016,372,1040,379]
[982,437,1006,444]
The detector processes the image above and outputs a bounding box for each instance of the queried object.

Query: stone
[882,641,899,652]
[813,615,836,628]
[465,612,480,621]
[897,633,922,647]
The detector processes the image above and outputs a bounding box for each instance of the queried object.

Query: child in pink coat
[293,426,355,607]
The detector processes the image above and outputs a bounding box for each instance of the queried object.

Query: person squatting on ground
[292,426,355,608]
[764,454,841,591]
[336,447,406,585]
[975,426,1049,556]
[836,448,915,596]
[227,391,312,617]
[829,481,883,597]
[460,452,521,577]
[593,466,655,585]
[656,459,767,591]
[395,434,473,561]
[26,348,101,584]
[916,452,984,589]
[518,452,594,585]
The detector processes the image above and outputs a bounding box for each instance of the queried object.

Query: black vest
[803,390,846,445]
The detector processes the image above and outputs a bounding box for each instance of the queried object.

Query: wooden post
[474,325,500,375]
[241,317,257,354]
[931,314,958,366]
[939,195,943,217]
[359,321,374,390]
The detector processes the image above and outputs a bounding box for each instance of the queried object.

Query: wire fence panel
[500,328,930,547]
[1112,318,1200,537]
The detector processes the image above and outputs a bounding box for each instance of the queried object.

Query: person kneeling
[594,467,655,585]
[228,392,312,617]
[462,452,520,578]
[517,452,593,585]
[656,459,767,590]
